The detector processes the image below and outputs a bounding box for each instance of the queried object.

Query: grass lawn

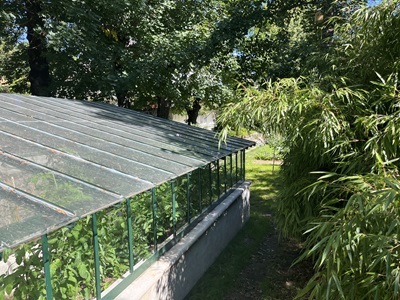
[186,145,312,300]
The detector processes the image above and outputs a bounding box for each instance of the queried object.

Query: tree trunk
[25,0,50,96]
[186,98,201,125]
[157,96,171,119]
[116,89,130,108]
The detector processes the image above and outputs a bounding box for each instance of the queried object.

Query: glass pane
[175,175,189,230]
[47,217,96,299]
[131,193,154,263]
[0,120,172,185]
[0,97,228,160]
[0,189,72,250]
[188,169,202,218]
[0,238,47,299]
[0,131,152,197]
[0,153,122,216]
[0,113,189,178]
[96,204,130,291]
[155,182,174,245]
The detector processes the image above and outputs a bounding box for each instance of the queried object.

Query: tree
[0,41,30,93]
[25,0,50,96]
[227,0,365,84]
[130,0,235,119]
[47,0,235,120]
[0,0,263,121]
[1,0,51,96]
[0,1,30,93]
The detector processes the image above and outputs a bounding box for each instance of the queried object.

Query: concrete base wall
[114,181,251,300]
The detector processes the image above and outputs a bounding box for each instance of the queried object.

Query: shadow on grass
[186,162,278,299]
[186,159,313,300]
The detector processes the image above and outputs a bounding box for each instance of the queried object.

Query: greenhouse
[0,93,254,299]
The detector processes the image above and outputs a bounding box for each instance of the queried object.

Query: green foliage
[0,41,29,94]
[0,192,154,298]
[0,0,239,116]
[219,2,400,296]
[227,127,251,138]
[331,0,400,86]
[296,173,400,300]
[220,70,400,298]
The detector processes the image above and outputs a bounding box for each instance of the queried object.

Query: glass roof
[0,93,255,251]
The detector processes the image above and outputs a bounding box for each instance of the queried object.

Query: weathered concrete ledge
[113,180,251,300]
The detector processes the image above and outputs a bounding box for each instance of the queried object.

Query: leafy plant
[218,2,400,294]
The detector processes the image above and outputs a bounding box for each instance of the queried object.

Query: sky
[367,0,382,6]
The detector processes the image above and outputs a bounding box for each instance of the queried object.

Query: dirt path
[188,157,313,300]
[224,215,313,300]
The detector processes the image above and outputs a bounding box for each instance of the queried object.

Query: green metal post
[92,213,101,300]
[243,148,246,180]
[198,168,202,212]
[151,188,157,251]
[229,154,233,188]
[171,180,177,237]
[187,172,191,223]
[217,160,221,199]
[235,152,238,183]
[209,163,212,205]
[241,150,244,180]
[41,234,53,300]
[223,157,227,194]
[126,198,134,273]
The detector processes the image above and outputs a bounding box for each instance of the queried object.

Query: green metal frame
[198,168,202,212]
[42,234,53,300]
[171,180,177,237]
[208,163,212,206]
[229,154,233,188]
[235,152,238,183]
[241,150,245,180]
[217,160,221,199]
[223,157,227,194]
[92,213,102,300]
[243,149,246,179]
[126,198,134,273]
[151,188,157,252]
[187,172,191,223]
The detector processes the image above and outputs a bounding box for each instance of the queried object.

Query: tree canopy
[0,0,250,119]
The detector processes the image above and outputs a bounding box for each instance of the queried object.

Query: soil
[224,220,313,300]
